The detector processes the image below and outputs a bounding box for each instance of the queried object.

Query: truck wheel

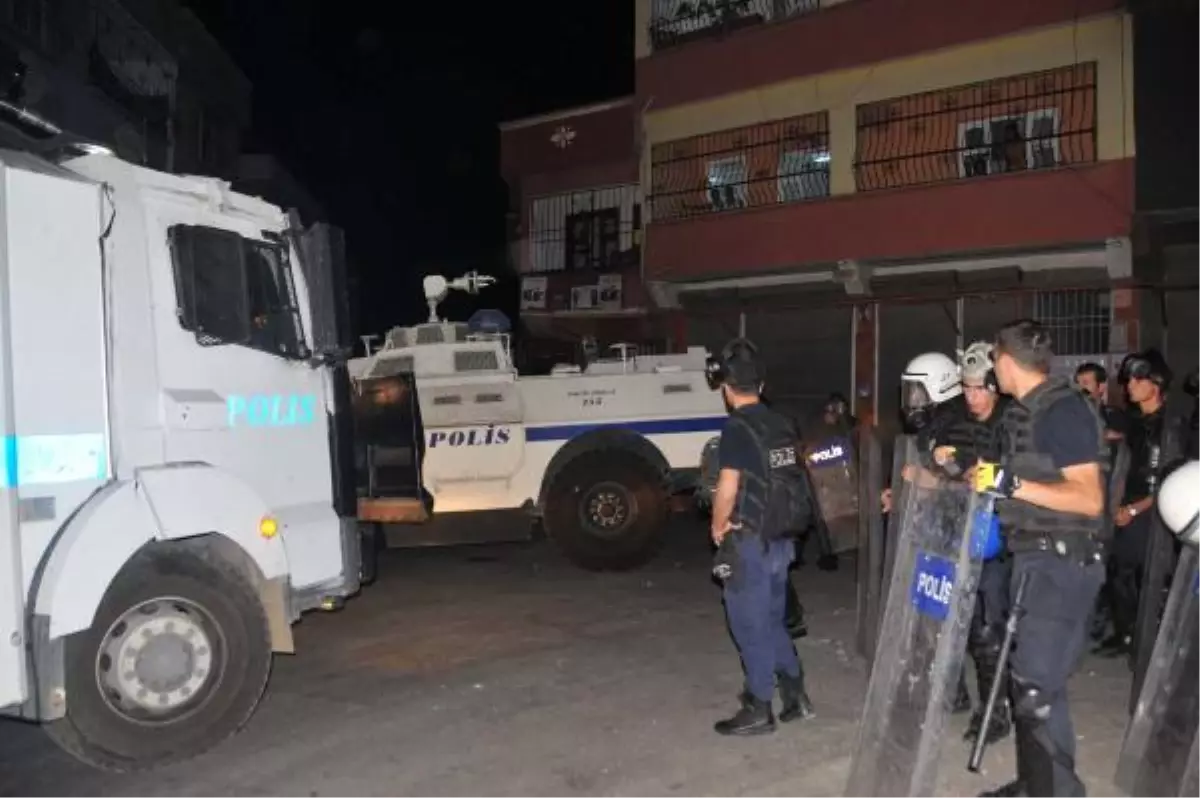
[543,449,668,571]
[44,544,272,772]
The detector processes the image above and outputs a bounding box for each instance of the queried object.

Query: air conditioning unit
[571,286,598,310]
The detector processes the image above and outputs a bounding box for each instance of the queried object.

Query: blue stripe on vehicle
[0,433,108,489]
[525,416,726,443]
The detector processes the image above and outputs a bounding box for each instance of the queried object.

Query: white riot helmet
[901,352,962,429]
[1158,460,1199,548]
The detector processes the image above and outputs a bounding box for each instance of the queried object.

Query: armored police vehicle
[349,274,726,570]
[0,104,361,771]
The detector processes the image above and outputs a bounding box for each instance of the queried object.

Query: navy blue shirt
[1033,392,1101,470]
[718,403,768,477]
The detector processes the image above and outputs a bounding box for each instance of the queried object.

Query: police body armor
[997,378,1107,554]
[730,407,812,541]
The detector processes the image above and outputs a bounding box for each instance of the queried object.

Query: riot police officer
[893,350,976,714]
[1096,349,1186,658]
[930,342,1014,746]
[972,320,1107,798]
[708,339,815,735]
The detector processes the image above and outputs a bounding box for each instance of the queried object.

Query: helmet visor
[901,379,933,416]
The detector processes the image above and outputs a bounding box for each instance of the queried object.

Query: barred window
[855,63,1097,192]
[650,112,830,222]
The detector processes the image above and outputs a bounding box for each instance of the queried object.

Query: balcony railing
[648,0,823,51]
[854,62,1098,192]
[650,111,830,222]
[518,186,642,274]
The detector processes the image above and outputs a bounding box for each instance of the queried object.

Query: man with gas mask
[1095,349,1186,659]
[887,350,976,714]
[706,339,816,736]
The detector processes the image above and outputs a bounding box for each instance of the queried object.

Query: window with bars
[650,111,830,222]
[1032,289,1112,357]
[854,63,1096,192]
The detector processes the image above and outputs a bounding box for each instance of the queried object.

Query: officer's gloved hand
[971,461,1018,499]
[933,445,973,478]
[712,534,741,584]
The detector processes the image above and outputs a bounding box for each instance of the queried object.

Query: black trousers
[1107,511,1152,643]
[1008,550,1105,796]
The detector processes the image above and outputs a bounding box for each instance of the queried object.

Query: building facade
[0,0,249,176]
[635,0,1142,429]
[500,97,685,374]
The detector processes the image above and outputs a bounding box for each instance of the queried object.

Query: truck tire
[44,544,272,772]
[543,448,668,571]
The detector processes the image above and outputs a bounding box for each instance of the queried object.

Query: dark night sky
[181,0,634,337]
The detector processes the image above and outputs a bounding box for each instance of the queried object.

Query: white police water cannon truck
[0,102,363,771]
[349,272,726,570]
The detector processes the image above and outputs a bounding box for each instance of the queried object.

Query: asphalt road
[0,521,1137,796]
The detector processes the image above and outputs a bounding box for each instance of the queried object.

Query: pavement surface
[0,520,1137,796]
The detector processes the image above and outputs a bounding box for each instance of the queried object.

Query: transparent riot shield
[855,428,886,662]
[1130,504,1178,713]
[1115,545,1198,796]
[845,448,986,797]
[805,431,860,554]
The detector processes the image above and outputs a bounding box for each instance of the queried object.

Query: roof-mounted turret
[424,271,496,323]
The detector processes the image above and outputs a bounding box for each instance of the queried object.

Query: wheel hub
[581,483,636,538]
[98,599,217,720]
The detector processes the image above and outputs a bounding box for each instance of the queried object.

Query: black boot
[965,697,1013,745]
[784,581,808,639]
[714,695,776,736]
[965,659,1012,745]
[777,670,815,723]
[953,669,972,714]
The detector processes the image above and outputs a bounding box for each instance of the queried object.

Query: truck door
[353,371,429,523]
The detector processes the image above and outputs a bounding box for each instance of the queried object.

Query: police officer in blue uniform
[709,338,816,736]
[972,320,1107,798]
[929,342,1014,746]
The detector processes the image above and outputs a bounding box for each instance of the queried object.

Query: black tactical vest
[935,395,1010,463]
[730,406,813,541]
[997,378,1107,542]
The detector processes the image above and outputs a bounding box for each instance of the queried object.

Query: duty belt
[1007,531,1103,564]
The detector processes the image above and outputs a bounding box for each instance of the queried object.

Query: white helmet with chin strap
[1158,460,1199,548]
[901,352,961,428]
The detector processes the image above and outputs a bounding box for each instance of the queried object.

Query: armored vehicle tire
[543,448,668,571]
[44,544,272,772]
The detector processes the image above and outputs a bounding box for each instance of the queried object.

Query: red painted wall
[644,160,1134,281]
[500,100,639,182]
[636,0,1124,111]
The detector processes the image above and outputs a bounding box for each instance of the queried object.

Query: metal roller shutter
[877,301,959,436]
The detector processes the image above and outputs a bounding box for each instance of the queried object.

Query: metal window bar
[1031,288,1112,357]
[650,112,830,222]
[648,0,823,52]
[854,62,1098,192]
[525,186,641,274]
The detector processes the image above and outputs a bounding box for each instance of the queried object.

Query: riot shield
[1115,545,1198,796]
[845,448,986,797]
[804,430,860,554]
[855,427,886,662]
[1130,505,1178,713]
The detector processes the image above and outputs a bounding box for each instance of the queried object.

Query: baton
[967,570,1030,774]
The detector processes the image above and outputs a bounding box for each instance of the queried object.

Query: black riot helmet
[705,337,765,393]
[1183,366,1198,398]
[1119,348,1173,391]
